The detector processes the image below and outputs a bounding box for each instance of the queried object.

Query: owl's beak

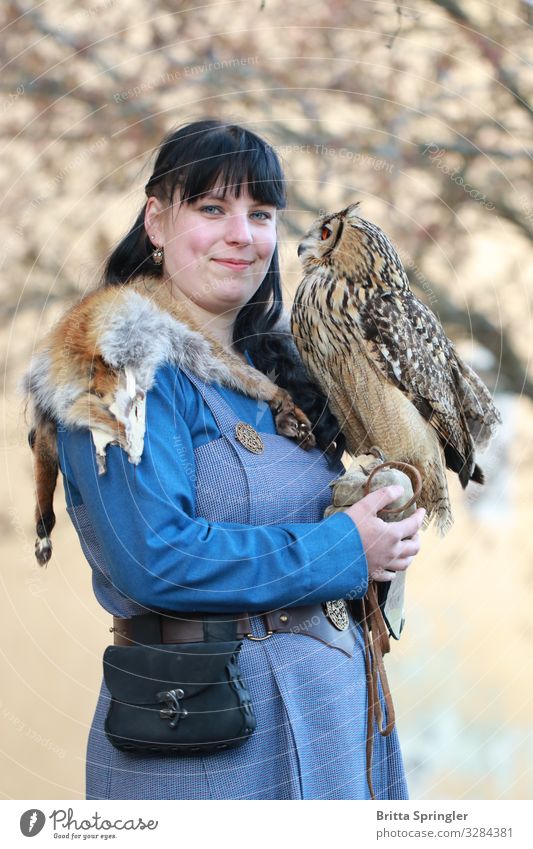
[297,243,304,258]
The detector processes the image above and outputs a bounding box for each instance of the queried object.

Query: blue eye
[199,205,272,220]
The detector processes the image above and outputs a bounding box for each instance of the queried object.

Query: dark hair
[101,119,345,463]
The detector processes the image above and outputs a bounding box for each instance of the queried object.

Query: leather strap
[112,604,356,657]
[263,605,356,657]
[112,612,247,645]
[360,582,396,800]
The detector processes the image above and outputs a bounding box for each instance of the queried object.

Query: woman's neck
[163,276,245,362]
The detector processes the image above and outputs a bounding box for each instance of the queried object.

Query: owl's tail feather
[471,464,484,485]
[455,359,502,449]
[443,438,479,489]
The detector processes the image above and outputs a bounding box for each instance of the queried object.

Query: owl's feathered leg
[420,455,453,535]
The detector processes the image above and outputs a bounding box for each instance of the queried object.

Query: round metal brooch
[323,599,350,631]
[235,422,264,454]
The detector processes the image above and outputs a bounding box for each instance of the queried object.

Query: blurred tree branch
[2,0,530,403]
[430,0,532,120]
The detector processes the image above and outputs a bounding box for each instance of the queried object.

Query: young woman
[33,119,423,799]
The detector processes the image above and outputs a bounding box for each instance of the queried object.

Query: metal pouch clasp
[156,688,188,728]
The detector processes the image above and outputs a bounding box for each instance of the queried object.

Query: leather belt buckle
[323,599,350,631]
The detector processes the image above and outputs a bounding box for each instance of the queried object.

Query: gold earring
[152,245,164,265]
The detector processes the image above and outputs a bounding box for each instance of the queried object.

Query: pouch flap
[103,641,241,705]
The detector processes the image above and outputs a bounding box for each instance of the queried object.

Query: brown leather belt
[111,602,357,658]
[110,592,396,802]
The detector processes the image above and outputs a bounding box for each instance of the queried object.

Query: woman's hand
[343,485,425,582]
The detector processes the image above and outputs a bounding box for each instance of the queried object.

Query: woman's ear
[144,196,165,246]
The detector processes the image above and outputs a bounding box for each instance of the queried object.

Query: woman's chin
[212,279,260,306]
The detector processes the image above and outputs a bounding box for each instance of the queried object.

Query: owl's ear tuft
[343,202,361,218]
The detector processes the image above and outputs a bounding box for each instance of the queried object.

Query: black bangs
[145,120,286,209]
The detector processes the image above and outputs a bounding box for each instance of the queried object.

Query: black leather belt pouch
[103,615,256,755]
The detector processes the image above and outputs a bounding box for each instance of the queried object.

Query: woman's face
[145,185,278,318]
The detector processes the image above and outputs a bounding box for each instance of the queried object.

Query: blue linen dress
[57,357,409,800]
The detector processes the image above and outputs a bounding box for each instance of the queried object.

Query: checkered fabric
[74,368,408,799]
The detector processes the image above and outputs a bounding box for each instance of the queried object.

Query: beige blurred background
[1,0,532,799]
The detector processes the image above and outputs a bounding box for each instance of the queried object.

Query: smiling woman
[144,187,278,346]
[24,118,423,800]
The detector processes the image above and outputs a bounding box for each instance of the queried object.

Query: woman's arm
[58,367,368,613]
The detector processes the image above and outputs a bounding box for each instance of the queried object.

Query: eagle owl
[292,203,502,533]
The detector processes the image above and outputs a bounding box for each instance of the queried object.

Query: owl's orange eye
[321,225,332,241]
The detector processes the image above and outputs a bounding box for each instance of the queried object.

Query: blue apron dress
[68,367,408,800]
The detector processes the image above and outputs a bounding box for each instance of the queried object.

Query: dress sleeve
[58,368,368,613]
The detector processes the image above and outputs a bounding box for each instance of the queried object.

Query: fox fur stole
[22,276,315,565]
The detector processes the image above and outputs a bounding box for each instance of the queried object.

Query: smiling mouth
[212,258,254,269]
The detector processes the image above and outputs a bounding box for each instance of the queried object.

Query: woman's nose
[224,213,252,244]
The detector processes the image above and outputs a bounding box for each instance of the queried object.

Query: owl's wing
[453,358,502,448]
[357,289,483,485]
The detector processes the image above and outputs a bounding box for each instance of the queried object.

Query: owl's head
[297,203,409,291]
[297,203,362,266]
